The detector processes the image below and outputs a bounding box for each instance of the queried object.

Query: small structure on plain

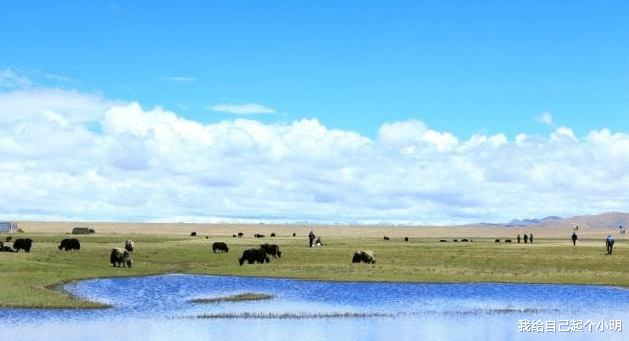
[0,222,18,233]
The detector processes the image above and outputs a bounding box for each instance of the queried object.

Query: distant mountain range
[507,216,562,226]
[500,212,629,228]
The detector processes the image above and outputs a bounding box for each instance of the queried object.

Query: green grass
[0,233,627,309]
[196,312,396,319]
[188,293,274,303]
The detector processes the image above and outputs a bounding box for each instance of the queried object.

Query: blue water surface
[1,274,627,341]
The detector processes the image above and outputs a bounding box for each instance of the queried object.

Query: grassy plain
[0,221,627,309]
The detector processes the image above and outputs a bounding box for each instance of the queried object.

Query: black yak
[259,243,282,258]
[13,238,33,252]
[58,238,81,251]
[212,242,229,253]
[352,250,376,264]
[238,248,269,266]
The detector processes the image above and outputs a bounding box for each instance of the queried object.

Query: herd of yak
[0,231,548,268]
[0,232,378,267]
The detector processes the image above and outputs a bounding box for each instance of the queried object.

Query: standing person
[523,234,528,244]
[530,233,534,244]
[571,232,578,246]
[308,231,315,247]
[517,234,521,243]
[606,235,615,255]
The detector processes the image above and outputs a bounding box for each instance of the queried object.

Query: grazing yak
[259,243,281,258]
[383,236,389,241]
[238,248,269,266]
[238,232,244,237]
[212,242,229,253]
[13,238,33,253]
[352,250,376,264]
[0,241,15,252]
[110,247,133,268]
[125,239,135,253]
[58,238,81,251]
[190,232,197,237]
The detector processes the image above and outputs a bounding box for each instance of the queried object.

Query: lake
[0,274,627,340]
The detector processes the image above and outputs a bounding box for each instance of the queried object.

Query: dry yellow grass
[17,220,617,240]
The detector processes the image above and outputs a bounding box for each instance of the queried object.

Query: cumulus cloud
[209,103,276,115]
[0,88,114,119]
[1,88,628,224]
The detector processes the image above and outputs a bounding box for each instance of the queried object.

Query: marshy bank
[188,293,274,303]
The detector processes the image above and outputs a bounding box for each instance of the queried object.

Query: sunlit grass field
[0,230,626,309]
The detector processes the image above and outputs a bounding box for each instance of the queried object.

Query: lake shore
[0,221,626,309]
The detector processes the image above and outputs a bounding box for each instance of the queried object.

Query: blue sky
[3,0,627,139]
[1,1,628,224]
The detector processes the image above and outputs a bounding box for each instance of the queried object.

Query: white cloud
[377,119,459,152]
[0,88,117,123]
[1,87,628,224]
[0,69,32,89]
[160,76,195,82]
[536,112,555,126]
[551,127,577,142]
[377,119,427,145]
[209,103,276,115]
[45,73,73,82]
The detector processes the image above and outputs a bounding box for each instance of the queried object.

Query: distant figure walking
[606,235,615,255]
[523,234,528,244]
[530,233,534,244]
[517,234,521,243]
[571,232,578,246]
[309,231,316,247]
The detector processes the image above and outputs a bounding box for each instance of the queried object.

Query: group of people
[308,228,619,255]
[516,234,534,244]
[571,228,616,255]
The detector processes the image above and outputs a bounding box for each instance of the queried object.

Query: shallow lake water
[1,274,628,340]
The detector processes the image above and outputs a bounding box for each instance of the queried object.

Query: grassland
[0,222,627,309]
